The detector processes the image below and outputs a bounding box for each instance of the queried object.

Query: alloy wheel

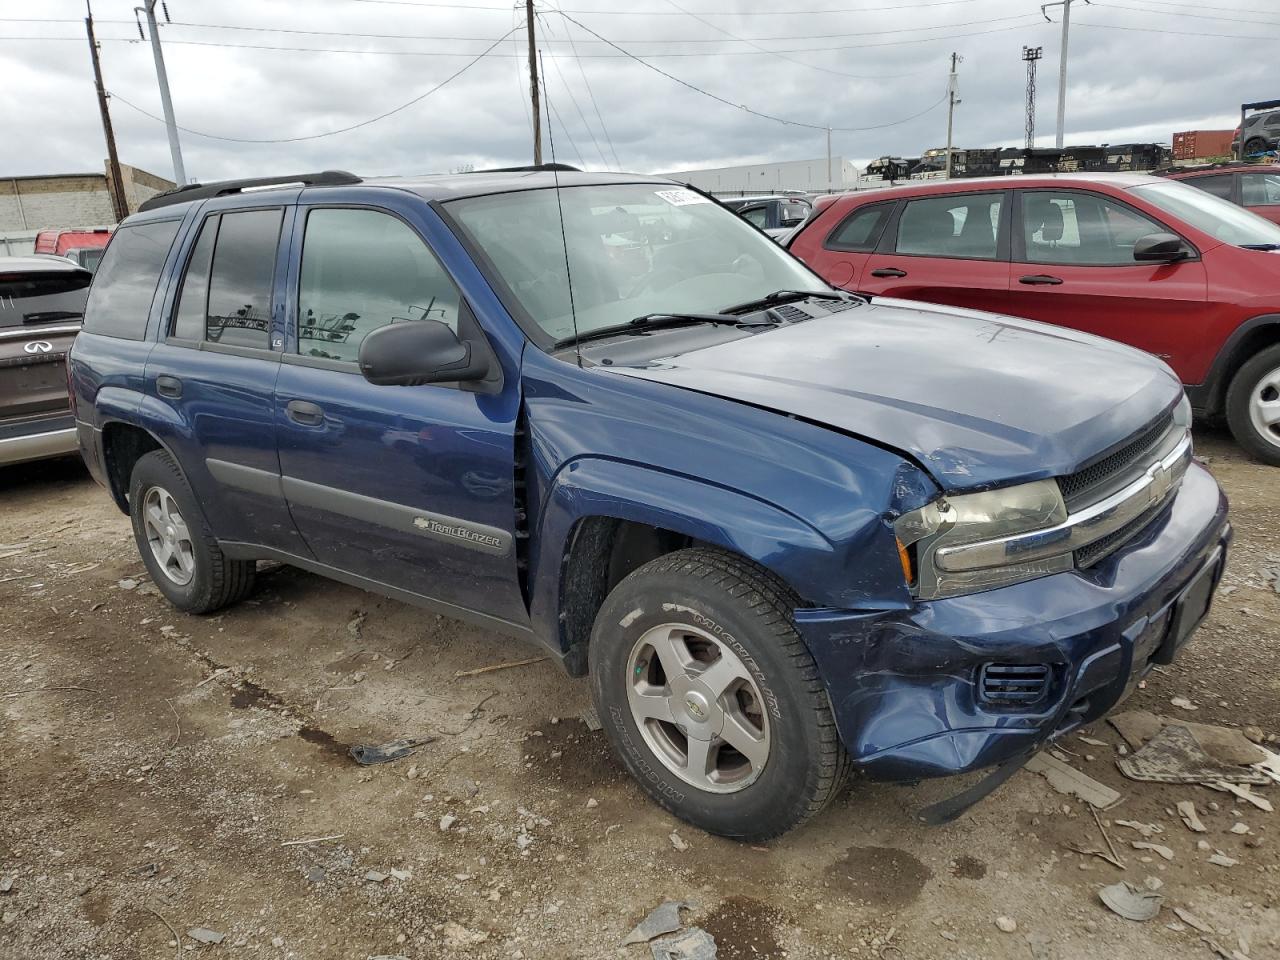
[625,622,771,794]
[142,485,196,586]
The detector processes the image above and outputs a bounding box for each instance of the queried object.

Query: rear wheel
[128,449,256,612]
[1246,136,1268,156]
[1226,344,1280,466]
[589,548,848,840]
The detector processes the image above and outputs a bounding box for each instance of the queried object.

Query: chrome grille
[1074,503,1165,569]
[1058,411,1175,509]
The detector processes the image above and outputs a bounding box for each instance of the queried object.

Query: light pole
[1042,0,1089,149]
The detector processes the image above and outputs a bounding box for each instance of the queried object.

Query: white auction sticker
[654,189,711,206]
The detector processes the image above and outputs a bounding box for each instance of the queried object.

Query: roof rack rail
[137,170,362,212]
[469,163,581,174]
[1152,159,1267,176]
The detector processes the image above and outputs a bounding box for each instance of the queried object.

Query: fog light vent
[979,663,1051,704]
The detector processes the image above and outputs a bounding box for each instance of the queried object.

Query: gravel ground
[1,424,1277,960]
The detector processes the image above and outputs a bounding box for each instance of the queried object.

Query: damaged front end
[793,455,1230,815]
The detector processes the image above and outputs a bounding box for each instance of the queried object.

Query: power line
[540,50,586,169]
[107,25,520,143]
[353,0,985,14]
[1091,1,1280,25]
[537,11,610,169]
[1072,17,1280,40]
[552,5,621,169]
[549,9,949,133]
[657,0,948,80]
[17,19,1052,57]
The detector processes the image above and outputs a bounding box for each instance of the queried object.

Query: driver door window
[739,205,769,229]
[297,208,460,363]
[1021,191,1166,265]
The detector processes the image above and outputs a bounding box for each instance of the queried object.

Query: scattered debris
[1206,780,1273,812]
[622,901,688,945]
[995,916,1017,933]
[649,927,717,960]
[442,922,488,947]
[1110,711,1267,767]
[390,868,411,881]
[1077,735,1109,747]
[1172,907,1214,934]
[365,870,389,883]
[304,866,325,884]
[581,706,603,732]
[1207,852,1238,868]
[438,813,457,832]
[1119,725,1268,785]
[187,928,225,944]
[1230,822,1251,834]
[453,656,546,679]
[586,797,599,809]
[1115,819,1163,839]
[116,578,138,591]
[1132,841,1174,861]
[0,876,13,894]
[669,831,689,852]
[1066,843,1125,870]
[1025,752,1121,808]
[1177,800,1207,832]
[280,834,345,847]
[1091,807,1125,867]
[347,737,434,765]
[1170,696,1198,711]
[1098,881,1163,922]
[346,611,366,638]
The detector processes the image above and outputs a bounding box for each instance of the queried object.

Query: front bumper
[795,461,1230,782]
[0,413,78,466]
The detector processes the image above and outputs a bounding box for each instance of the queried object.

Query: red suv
[1157,163,1280,226]
[788,174,1280,464]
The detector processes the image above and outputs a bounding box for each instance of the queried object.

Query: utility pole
[525,0,542,165]
[826,127,832,192]
[138,0,186,184]
[1042,0,1088,149]
[944,52,961,179]
[85,2,128,222]
[1022,46,1043,150]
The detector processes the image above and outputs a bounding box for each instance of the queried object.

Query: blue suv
[68,167,1230,839]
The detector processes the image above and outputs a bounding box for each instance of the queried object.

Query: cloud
[0,0,1272,183]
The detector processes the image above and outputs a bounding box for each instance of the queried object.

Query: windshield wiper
[24,311,83,323]
[1241,243,1280,251]
[719,289,851,315]
[554,312,747,349]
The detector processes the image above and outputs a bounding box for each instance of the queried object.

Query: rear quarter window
[824,202,894,252]
[83,219,181,340]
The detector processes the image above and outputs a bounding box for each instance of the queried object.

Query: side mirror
[1133,233,1191,263]
[358,319,489,386]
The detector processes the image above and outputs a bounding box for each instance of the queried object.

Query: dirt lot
[1,425,1278,960]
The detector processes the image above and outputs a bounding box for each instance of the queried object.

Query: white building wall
[659,156,860,194]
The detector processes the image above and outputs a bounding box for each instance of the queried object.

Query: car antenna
[541,51,583,369]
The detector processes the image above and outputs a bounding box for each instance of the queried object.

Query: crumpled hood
[611,297,1183,492]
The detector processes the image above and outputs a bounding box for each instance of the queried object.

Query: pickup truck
[68,167,1230,839]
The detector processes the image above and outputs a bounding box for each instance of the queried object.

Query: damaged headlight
[894,479,1071,600]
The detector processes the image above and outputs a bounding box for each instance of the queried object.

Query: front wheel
[589,548,848,840]
[1225,344,1280,466]
[1245,137,1268,156]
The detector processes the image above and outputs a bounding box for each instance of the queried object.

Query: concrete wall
[0,163,174,233]
[660,156,861,194]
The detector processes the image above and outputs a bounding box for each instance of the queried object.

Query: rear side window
[825,202,894,252]
[1184,174,1233,201]
[296,207,461,363]
[895,193,1002,260]
[739,206,769,228]
[172,216,217,341]
[1242,173,1280,206]
[82,220,180,340]
[205,209,282,350]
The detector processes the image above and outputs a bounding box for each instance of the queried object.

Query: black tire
[128,449,256,613]
[588,547,848,840]
[1245,137,1268,156]
[1225,344,1280,466]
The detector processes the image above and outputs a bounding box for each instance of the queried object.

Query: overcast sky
[0,0,1271,185]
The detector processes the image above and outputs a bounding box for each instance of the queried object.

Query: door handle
[286,400,324,426]
[156,375,182,399]
[1019,274,1064,285]
[870,267,907,278]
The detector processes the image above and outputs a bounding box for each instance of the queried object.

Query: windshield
[0,270,91,327]
[1131,179,1280,247]
[446,183,828,343]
